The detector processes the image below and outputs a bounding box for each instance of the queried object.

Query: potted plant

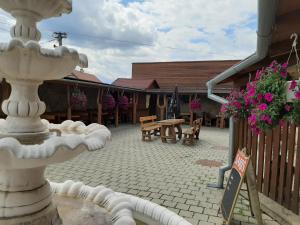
[118,95,129,111]
[190,99,202,112]
[103,94,116,111]
[70,86,87,110]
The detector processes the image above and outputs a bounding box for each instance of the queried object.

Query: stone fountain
[0,1,192,225]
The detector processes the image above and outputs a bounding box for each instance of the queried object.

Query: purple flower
[289,80,297,90]
[258,103,268,111]
[296,91,300,100]
[264,93,273,102]
[257,93,263,101]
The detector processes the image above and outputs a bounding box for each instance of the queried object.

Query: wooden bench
[182,118,203,145]
[140,115,161,141]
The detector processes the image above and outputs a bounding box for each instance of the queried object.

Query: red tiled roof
[68,70,102,83]
[112,78,159,90]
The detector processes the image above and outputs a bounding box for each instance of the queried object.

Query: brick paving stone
[186,199,199,206]
[179,210,193,218]
[189,206,204,214]
[161,194,173,201]
[204,208,218,216]
[208,215,223,224]
[193,213,208,222]
[176,203,190,210]
[45,125,280,225]
[163,201,177,208]
[173,197,186,204]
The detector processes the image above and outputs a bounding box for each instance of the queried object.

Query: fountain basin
[0,40,87,81]
[51,181,192,225]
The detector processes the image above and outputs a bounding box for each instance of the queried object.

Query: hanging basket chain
[287,33,300,74]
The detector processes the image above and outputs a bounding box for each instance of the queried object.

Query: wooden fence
[234,120,300,215]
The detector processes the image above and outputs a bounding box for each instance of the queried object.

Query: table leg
[176,124,182,139]
[170,125,177,143]
[161,125,167,143]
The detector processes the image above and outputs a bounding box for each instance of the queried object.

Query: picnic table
[158,119,185,143]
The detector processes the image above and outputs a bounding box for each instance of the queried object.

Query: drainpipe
[207,0,278,188]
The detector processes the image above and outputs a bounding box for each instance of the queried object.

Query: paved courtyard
[46,125,279,225]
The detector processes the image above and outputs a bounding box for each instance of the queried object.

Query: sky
[0,0,258,84]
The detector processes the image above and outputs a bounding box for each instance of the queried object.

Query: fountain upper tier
[0,0,72,42]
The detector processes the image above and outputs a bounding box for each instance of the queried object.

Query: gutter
[206,0,278,188]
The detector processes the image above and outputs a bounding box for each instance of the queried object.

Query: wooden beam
[67,85,72,120]
[97,88,104,124]
[115,104,119,127]
[157,94,167,120]
[189,95,194,126]
[272,9,300,43]
[132,93,139,124]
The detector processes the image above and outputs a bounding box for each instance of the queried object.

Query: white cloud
[0,0,258,83]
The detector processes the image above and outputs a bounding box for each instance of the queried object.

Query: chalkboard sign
[220,150,250,224]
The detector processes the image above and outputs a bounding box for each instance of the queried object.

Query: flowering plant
[247,61,289,132]
[190,99,202,111]
[70,87,87,110]
[221,89,250,119]
[118,96,129,111]
[285,79,300,124]
[103,94,116,111]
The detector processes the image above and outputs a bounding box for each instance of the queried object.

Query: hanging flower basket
[118,96,129,111]
[190,99,202,112]
[103,94,116,111]
[221,89,250,119]
[70,87,87,110]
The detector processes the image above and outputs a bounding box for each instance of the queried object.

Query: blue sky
[0,0,258,84]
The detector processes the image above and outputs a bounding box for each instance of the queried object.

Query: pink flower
[261,115,272,125]
[280,71,287,78]
[264,93,273,102]
[257,93,263,101]
[295,91,300,100]
[233,101,242,109]
[246,82,257,97]
[282,62,288,69]
[255,70,262,80]
[221,104,227,113]
[258,103,268,111]
[248,114,257,126]
[269,60,276,68]
[289,80,297,90]
[285,104,292,112]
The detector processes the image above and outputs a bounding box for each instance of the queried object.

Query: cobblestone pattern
[46,125,279,225]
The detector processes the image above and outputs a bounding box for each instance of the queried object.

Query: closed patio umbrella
[167,86,181,119]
